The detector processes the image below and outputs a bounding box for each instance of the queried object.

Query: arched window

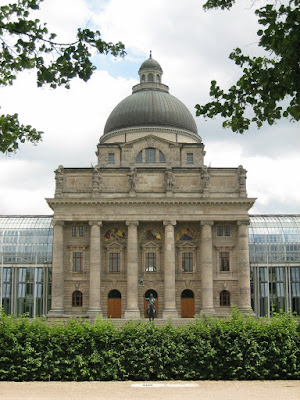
[72,290,82,307]
[141,74,145,83]
[156,74,160,83]
[108,289,121,299]
[159,151,166,162]
[136,151,142,163]
[136,148,166,164]
[220,290,230,306]
[148,73,153,82]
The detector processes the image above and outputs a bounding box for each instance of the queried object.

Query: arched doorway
[181,289,195,318]
[107,290,121,318]
[144,289,158,317]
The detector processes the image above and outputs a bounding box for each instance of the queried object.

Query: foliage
[0,0,125,152]
[196,0,300,133]
[0,310,299,381]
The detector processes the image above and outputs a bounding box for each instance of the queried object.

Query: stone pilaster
[125,221,140,319]
[200,221,215,314]
[162,221,178,319]
[88,221,103,319]
[237,220,252,313]
[48,220,65,315]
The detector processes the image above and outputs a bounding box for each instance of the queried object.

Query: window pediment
[141,241,161,250]
[176,241,197,250]
[105,241,126,250]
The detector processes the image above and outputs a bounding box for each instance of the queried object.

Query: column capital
[237,220,250,226]
[89,220,102,227]
[126,220,139,226]
[51,220,64,227]
[163,220,176,226]
[200,220,214,226]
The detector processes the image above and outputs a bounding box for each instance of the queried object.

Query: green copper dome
[103,90,198,135]
[103,54,198,138]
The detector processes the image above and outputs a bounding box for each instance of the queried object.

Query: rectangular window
[146,148,156,163]
[219,252,230,271]
[224,225,230,236]
[187,153,193,164]
[72,226,78,237]
[217,226,223,236]
[108,153,115,164]
[146,252,156,272]
[73,252,83,272]
[109,253,120,272]
[79,226,85,237]
[182,252,193,272]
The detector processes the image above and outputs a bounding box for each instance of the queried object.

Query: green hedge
[0,310,299,381]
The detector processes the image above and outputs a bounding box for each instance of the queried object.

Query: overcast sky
[0,0,299,215]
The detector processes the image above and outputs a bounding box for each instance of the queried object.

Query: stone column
[88,221,103,319]
[237,220,252,313]
[48,220,64,315]
[125,221,140,319]
[200,221,215,314]
[163,221,178,319]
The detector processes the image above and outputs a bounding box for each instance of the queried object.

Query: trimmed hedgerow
[0,310,299,381]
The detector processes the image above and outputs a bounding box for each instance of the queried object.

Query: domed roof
[139,56,162,71]
[102,54,198,138]
[104,90,198,135]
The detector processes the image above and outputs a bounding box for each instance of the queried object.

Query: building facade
[1,215,299,318]
[1,56,299,320]
[45,55,255,320]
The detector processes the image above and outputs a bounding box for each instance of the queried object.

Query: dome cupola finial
[138,52,164,88]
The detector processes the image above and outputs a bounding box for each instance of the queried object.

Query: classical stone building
[46,54,256,320]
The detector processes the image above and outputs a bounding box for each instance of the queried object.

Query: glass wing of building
[249,215,300,317]
[0,216,53,317]
[1,215,299,318]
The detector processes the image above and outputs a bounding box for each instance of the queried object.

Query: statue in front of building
[145,293,156,322]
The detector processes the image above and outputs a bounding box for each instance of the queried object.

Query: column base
[162,308,178,319]
[238,307,255,316]
[124,309,140,319]
[88,309,103,320]
[47,308,65,316]
[200,307,216,315]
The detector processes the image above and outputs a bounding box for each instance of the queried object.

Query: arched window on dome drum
[72,290,82,307]
[136,151,142,163]
[156,74,160,83]
[159,151,166,163]
[146,148,156,163]
[136,148,166,163]
[141,74,145,83]
[220,290,230,306]
[148,73,153,82]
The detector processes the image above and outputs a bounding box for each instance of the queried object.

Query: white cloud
[0,0,299,215]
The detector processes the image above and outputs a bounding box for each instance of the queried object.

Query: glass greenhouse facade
[249,215,300,317]
[0,216,53,317]
[0,215,299,318]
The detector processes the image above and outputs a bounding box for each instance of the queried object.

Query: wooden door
[181,297,195,318]
[108,298,121,318]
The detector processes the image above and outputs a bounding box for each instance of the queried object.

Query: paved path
[0,381,299,400]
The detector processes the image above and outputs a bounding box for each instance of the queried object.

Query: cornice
[99,126,202,144]
[46,197,256,206]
